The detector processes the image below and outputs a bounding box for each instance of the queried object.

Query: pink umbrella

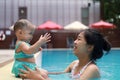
[90,20,116,29]
[37,21,63,30]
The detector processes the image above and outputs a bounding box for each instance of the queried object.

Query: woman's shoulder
[68,60,79,69]
[86,63,100,75]
[72,60,79,63]
[71,60,79,65]
[87,63,99,72]
[64,60,78,72]
[66,60,78,68]
[82,63,100,78]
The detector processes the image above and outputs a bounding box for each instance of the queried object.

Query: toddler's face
[21,25,35,43]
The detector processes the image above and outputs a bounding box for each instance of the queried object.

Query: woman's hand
[19,65,49,80]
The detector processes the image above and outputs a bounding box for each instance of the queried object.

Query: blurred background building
[0,0,100,28]
[0,0,120,49]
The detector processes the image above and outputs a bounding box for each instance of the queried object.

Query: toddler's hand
[39,47,43,51]
[38,33,51,45]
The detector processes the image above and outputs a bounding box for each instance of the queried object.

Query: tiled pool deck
[0,49,40,80]
[0,50,14,67]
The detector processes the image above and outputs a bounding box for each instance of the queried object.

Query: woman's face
[73,32,88,56]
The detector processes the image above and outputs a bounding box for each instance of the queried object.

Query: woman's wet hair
[82,29,111,61]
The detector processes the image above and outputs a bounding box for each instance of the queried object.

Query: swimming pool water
[38,49,120,80]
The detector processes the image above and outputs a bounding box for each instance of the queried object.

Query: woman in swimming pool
[20,29,111,80]
[63,28,111,79]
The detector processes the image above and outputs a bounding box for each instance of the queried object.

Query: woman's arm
[64,60,78,73]
[48,63,72,75]
[48,63,71,75]
[49,60,78,75]
[48,71,66,75]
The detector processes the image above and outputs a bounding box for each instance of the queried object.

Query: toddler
[11,19,51,78]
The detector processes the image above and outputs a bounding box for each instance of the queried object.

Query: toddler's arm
[19,33,51,54]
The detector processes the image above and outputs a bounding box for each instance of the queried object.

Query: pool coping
[42,48,120,50]
[111,48,120,50]
[0,59,14,68]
